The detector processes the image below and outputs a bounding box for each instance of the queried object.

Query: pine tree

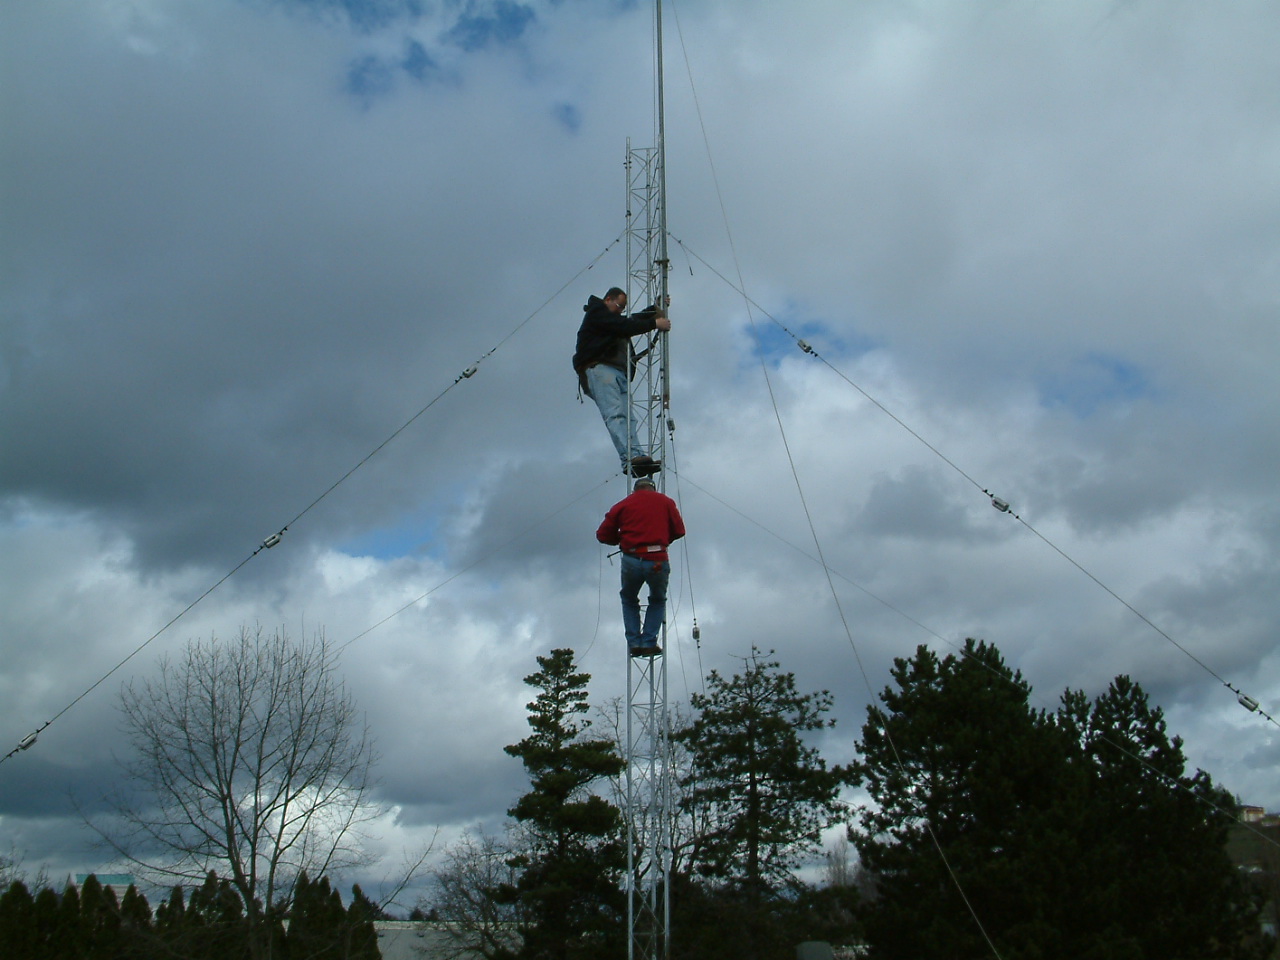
[501,648,626,960]
[676,646,850,891]
[0,881,37,959]
[118,884,153,960]
[288,872,331,958]
[853,639,1269,959]
[672,646,853,960]
[344,884,381,960]
[32,886,63,960]
[1058,675,1267,957]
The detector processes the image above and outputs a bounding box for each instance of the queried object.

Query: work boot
[626,455,661,478]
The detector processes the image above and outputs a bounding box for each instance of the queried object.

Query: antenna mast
[624,3,672,959]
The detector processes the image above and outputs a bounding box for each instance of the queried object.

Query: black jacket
[572,296,660,389]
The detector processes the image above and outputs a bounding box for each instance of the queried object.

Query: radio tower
[624,4,672,959]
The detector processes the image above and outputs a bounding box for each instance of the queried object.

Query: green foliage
[667,647,855,960]
[674,646,852,894]
[501,648,626,960]
[0,881,38,959]
[33,886,63,960]
[853,639,1269,960]
[0,870,380,959]
[344,884,382,960]
[0,875,153,960]
[286,871,378,959]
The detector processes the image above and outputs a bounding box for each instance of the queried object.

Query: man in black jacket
[572,287,670,476]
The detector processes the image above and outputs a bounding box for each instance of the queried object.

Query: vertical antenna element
[625,5,672,959]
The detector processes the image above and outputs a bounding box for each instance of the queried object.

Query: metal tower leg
[624,140,671,960]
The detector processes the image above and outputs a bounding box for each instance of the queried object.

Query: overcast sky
[4,0,1280,909]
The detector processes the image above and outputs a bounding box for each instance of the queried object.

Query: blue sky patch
[346,53,396,103]
[281,0,425,32]
[552,101,581,133]
[742,315,874,370]
[341,510,446,561]
[402,39,439,82]
[443,1,537,52]
[1038,352,1151,417]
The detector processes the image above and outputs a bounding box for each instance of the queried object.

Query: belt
[626,545,666,559]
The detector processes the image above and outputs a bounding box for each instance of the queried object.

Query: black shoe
[629,643,663,658]
[626,456,661,478]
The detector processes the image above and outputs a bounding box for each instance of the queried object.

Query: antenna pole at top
[655,0,670,410]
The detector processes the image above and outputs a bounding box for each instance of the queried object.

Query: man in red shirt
[595,478,686,657]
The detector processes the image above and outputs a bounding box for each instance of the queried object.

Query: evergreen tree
[501,648,626,960]
[1058,675,1266,957]
[853,639,1268,960]
[675,646,851,891]
[78,874,124,960]
[288,871,342,959]
[672,646,853,960]
[32,886,63,960]
[344,884,381,960]
[118,884,153,960]
[287,873,382,960]
[57,881,84,959]
[0,881,37,960]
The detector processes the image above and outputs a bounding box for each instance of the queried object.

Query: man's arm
[596,504,622,545]
[668,502,686,543]
[632,304,671,334]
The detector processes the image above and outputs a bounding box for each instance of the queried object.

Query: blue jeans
[620,553,669,647]
[585,363,641,464]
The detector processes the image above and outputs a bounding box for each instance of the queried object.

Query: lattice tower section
[624,140,672,960]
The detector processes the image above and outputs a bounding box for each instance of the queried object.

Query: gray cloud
[4,0,1280,902]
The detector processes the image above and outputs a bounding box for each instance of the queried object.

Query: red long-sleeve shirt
[596,489,686,562]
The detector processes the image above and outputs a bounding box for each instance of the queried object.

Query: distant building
[374,920,520,960]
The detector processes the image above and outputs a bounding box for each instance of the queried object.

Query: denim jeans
[620,553,669,647]
[585,363,641,464]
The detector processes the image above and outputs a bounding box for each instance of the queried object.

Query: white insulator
[1239,693,1260,713]
[18,732,37,751]
[991,497,1011,513]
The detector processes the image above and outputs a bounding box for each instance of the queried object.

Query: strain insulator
[991,497,1011,513]
[1239,693,1260,713]
[18,732,37,751]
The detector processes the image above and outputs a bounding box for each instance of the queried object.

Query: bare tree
[424,829,524,960]
[0,843,48,893]
[823,835,854,888]
[97,626,382,954]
